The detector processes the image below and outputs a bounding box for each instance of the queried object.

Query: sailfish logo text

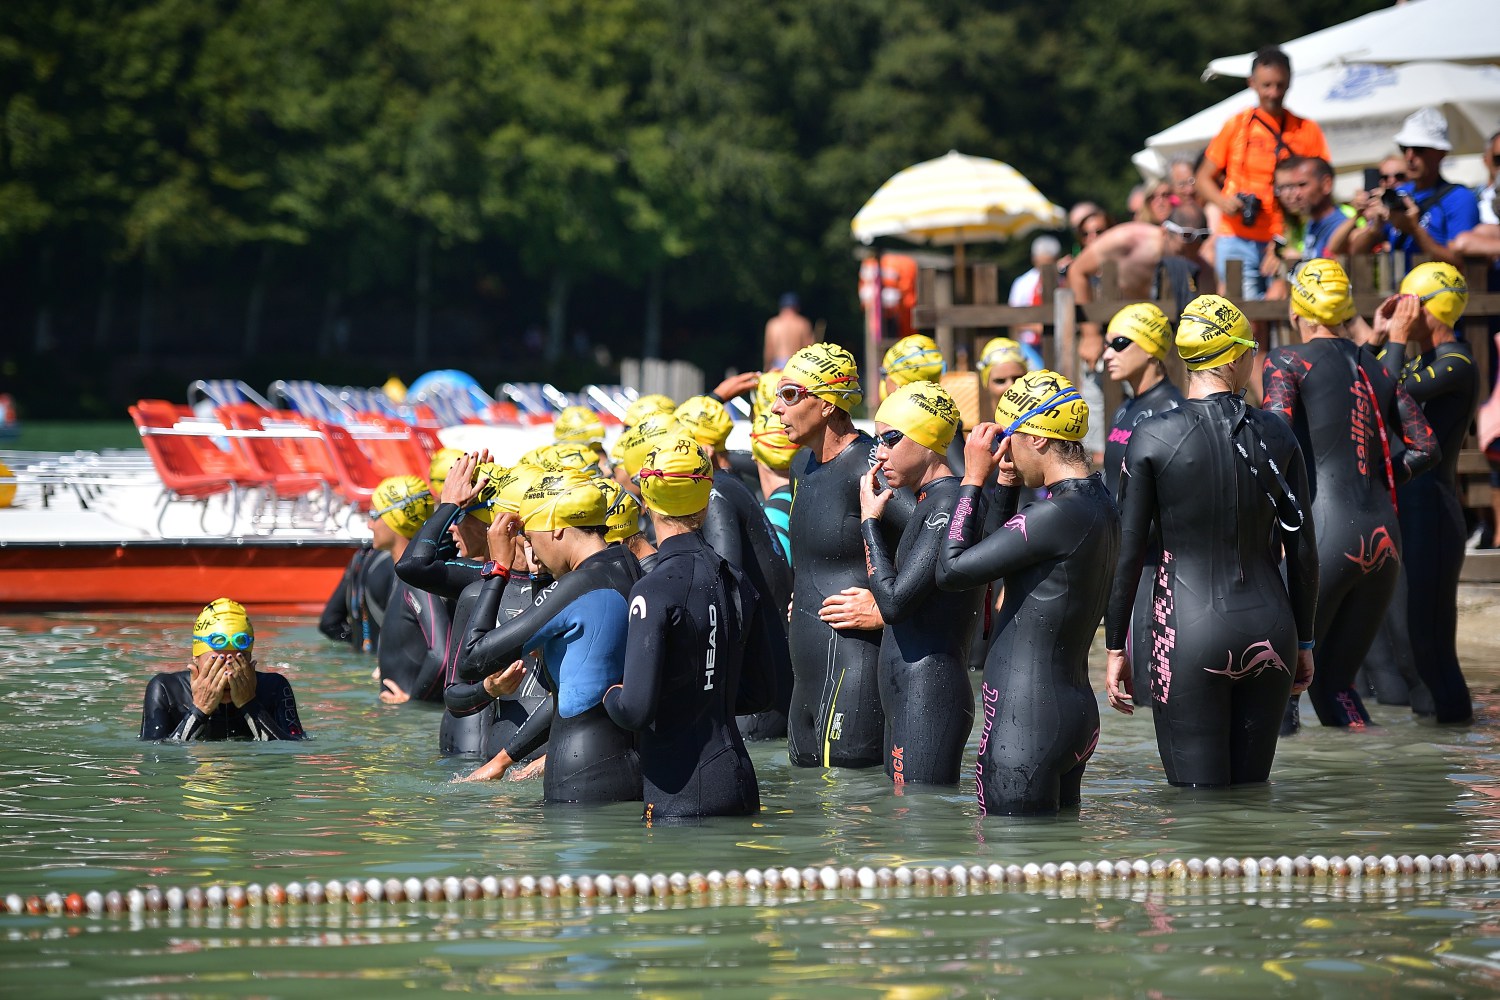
[1206,640,1292,681]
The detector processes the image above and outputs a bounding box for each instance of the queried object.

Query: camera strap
[1248,110,1291,163]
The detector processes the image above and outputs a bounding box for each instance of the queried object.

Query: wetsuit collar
[915,474,958,503]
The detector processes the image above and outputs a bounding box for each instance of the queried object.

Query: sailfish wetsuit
[1106,392,1318,786]
[702,468,794,741]
[1380,339,1480,723]
[604,531,784,820]
[786,433,914,768]
[1263,338,1437,727]
[861,475,982,787]
[937,474,1118,815]
[442,574,552,760]
[459,545,642,804]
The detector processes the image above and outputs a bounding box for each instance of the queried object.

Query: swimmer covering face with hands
[140,599,305,742]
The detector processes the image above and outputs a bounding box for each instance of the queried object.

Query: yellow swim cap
[519,469,608,531]
[1289,259,1356,328]
[370,475,435,538]
[994,369,1089,441]
[750,411,799,471]
[428,447,464,493]
[589,478,642,543]
[618,414,683,478]
[623,393,677,428]
[977,337,1031,379]
[1400,261,1468,329]
[638,435,715,517]
[459,461,506,525]
[1176,294,1254,371]
[881,334,945,388]
[674,395,734,450]
[754,370,783,418]
[192,597,254,658]
[875,380,961,452]
[553,405,605,446]
[492,463,544,514]
[783,343,864,411]
[1106,303,1172,360]
[546,442,603,477]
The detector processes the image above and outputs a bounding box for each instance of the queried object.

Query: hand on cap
[439,452,483,507]
[486,511,523,565]
[993,435,1019,488]
[962,424,1002,488]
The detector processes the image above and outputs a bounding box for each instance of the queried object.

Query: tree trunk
[244,244,272,356]
[643,264,663,360]
[414,227,433,365]
[546,270,568,365]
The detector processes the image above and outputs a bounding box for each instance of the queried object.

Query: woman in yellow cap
[457,470,642,803]
[603,437,786,820]
[772,342,915,769]
[976,336,1035,412]
[1366,262,1478,723]
[1104,294,1319,788]
[140,598,305,742]
[1262,260,1439,732]
[879,334,945,401]
[935,371,1118,815]
[749,409,799,571]
[1100,303,1183,497]
[849,381,982,788]
[364,475,450,707]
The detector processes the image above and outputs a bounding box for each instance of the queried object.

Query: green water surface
[1,610,1499,996]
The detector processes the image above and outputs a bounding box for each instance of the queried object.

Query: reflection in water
[0,605,1497,993]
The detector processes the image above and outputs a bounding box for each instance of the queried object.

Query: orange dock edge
[0,538,364,615]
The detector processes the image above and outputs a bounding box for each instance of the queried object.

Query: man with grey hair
[1008,233,1062,358]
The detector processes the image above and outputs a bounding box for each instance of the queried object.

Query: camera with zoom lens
[1381,188,1408,214]
[1236,192,1262,227]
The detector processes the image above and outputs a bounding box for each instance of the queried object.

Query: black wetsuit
[605,532,784,821]
[937,475,1118,815]
[1106,393,1319,787]
[1104,378,1185,705]
[395,502,481,601]
[460,545,642,804]
[723,449,765,502]
[703,468,794,742]
[140,671,305,741]
[786,433,914,769]
[318,547,394,653]
[1263,339,1437,728]
[861,475,982,787]
[377,579,450,704]
[762,485,793,569]
[1381,340,1480,723]
[443,575,552,760]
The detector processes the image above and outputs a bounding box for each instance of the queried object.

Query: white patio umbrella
[1137,61,1500,193]
[1203,0,1500,80]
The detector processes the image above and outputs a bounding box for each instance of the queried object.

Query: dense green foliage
[0,0,1383,414]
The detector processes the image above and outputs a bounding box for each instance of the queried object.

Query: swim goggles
[1000,386,1083,437]
[1106,336,1137,354]
[876,429,905,448]
[368,490,432,520]
[194,631,253,651]
[1161,220,1211,241]
[775,376,860,406]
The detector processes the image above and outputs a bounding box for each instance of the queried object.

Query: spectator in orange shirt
[1196,46,1330,302]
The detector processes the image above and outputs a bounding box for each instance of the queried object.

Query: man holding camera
[1197,46,1330,301]
[1347,107,1479,269]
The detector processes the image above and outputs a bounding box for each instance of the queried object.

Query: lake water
[2,597,1500,996]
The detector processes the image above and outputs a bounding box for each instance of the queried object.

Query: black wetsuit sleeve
[459,576,569,682]
[242,674,306,740]
[404,595,451,702]
[934,484,1023,592]
[860,515,938,623]
[140,674,193,741]
[318,554,357,642]
[700,499,745,571]
[1391,384,1439,484]
[1261,348,1302,423]
[1277,432,1320,646]
[1398,347,1474,404]
[394,503,482,600]
[603,581,673,732]
[1105,435,1161,650]
[734,581,782,715]
[444,679,493,716]
[1377,343,1407,387]
[503,697,554,762]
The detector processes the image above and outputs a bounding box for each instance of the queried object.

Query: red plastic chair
[307,419,385,508]
[130,402,254,532]
[214,404,332,498]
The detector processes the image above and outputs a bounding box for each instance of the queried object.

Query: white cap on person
[1393,106,1452,152]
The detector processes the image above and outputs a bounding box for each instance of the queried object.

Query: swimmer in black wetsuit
[1101,304,1185,706]
[677,394,795,741]
[1374,263,1480,724]
[140,598,304,742]
[936,371,1118,815]
[363,475,448,705]
[604,436,783,821]
[1105,295,1319,787]
[458,470,642,804]
[772,343,914,769]
[855,381,981,788]
[1263,260,1438,730]
[318,546,394,653]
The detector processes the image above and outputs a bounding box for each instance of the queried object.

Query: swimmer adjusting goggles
[194,631,253,652]
[999,386,1084,438]
[368,490,432,520]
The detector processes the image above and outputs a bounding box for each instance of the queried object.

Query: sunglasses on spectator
[1161,220,1211,241]
[1400,146,1436,156]
[875,429,905,448]
[1380,172,1407,183]
[195,631,253,652]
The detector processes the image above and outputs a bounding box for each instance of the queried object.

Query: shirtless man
[764,293,815,370]
[1067,203,1209,365]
